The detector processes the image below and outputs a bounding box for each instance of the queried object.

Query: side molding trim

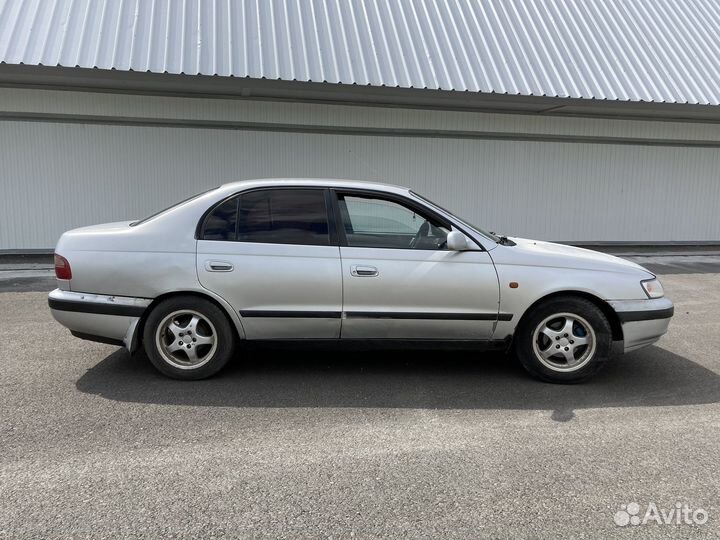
[239,310,513,321]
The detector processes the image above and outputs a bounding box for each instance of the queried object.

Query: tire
[142,295,236,380]
[513,296,612,384]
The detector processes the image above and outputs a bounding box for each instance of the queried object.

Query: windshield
[409,191,502,243]
[130,187,218,226]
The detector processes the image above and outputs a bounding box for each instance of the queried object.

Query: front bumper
[48,289,151,349]
[608,297,674,353]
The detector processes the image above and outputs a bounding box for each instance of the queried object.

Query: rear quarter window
[201,198,238,241]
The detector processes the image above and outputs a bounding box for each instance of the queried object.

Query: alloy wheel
[531,312,597,372]
[155,309,218,370]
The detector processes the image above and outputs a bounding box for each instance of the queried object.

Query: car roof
[219,178,411,195]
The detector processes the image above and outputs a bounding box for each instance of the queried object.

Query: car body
[49,178,673,382]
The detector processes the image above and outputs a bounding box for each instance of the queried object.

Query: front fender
[491,263,651,339]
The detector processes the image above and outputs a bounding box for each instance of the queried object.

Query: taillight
[54,254,72,280]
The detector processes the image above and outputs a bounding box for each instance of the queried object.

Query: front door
[197,188,342,339]
[334,191,500,340]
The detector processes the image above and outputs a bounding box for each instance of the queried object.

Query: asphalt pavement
[1,269,719,538]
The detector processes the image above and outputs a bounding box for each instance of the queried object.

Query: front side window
[338,194,449,249]
[237,189,330,246]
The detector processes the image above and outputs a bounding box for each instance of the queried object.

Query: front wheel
[513,296,612,383]
[142,296,236,380]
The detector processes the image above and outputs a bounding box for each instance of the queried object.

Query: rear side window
[201,189,330,246]
[238,189,329,246]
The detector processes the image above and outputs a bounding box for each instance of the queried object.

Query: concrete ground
[1,270,719,539]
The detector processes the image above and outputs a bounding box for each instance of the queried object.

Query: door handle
[206,260,234,272]
[351,265,379,277]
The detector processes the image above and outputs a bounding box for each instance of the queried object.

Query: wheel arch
[515,290,623,342]
[129,289,245,353]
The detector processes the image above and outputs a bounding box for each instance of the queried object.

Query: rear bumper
[48,289,151,350]
[608,297,674,353]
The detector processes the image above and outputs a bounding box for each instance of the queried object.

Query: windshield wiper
[490,232,516,246]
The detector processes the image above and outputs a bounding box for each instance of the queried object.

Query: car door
[197,187,342,339]
[334,190,500,340]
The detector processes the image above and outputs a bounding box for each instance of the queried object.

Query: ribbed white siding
[1,0,720,104]
[1,95,719,249]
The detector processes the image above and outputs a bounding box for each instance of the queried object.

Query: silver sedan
[49,179,673,383]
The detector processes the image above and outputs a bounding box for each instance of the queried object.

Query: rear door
[197,187,342,339]
[334,190,500,340]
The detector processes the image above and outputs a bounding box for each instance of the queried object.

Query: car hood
[497,236,654,276]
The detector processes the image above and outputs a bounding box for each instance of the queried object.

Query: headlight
[641,278,664,299]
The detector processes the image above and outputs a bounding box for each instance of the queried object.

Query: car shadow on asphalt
[75,344,720,420]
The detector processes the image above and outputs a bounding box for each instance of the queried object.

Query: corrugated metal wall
[1,89,719,249]
[3,0,720,105]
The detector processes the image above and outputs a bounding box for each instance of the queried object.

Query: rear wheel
[143,296,235,379]
[513,296,612,383]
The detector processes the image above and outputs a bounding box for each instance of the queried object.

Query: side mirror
[446,230,470,251]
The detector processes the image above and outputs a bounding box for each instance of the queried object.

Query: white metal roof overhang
[1,0,720,121]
